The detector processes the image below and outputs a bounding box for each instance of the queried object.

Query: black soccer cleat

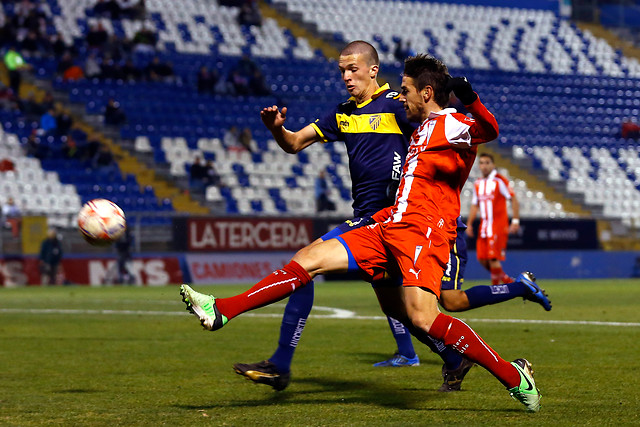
[438,357,475,392]
[233,360,291,391]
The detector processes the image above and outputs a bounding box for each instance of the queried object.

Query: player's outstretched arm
[260,105,321,154]
[509,193,521,234]
[447,77,499,144]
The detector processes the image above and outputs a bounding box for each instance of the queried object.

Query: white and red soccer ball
[77,198,126,245]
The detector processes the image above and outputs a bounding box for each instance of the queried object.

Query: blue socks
[387,316,462,370]
[465,281,527,309]
[269,281,315,374]
[386,316,416,358]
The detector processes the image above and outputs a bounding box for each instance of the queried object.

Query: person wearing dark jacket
[39,229,63,285]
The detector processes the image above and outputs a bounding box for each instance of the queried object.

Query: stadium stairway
[0,69,209,217]
[71,120,209,215]
[257,0,340,59]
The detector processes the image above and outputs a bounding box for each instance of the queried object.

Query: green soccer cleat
[180,284,228,331]
[508,358,541,412]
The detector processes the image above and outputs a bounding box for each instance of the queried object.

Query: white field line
[0,306,639,327]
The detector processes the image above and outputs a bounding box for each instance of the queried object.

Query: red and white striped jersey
[387,108,478,241]
[372,97,499,242]
[471,169,513,238]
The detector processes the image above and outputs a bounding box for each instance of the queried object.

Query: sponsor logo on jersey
[409,268,421,280]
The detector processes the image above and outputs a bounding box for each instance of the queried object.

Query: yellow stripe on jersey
[310,122,328,143]
[335,113,403,135]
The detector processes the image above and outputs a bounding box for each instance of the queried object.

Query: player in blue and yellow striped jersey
[232,41,550,392]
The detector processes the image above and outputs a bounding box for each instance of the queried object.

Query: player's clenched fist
[260,105,288,130]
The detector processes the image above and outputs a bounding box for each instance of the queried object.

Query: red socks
[490,267,513,285]
[430,313,520,388]
[216,261,312,320]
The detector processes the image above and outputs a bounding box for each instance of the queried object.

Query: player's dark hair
[340,40,380,66]
[479,152,495,163]
[403,54,451,108]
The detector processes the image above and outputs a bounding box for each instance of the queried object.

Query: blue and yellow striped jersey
[310,84,416,216]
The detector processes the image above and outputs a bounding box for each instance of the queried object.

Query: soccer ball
[77,199,126,245]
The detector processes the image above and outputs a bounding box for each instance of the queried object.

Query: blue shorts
[321,215,374,241]
[440,231,467,290]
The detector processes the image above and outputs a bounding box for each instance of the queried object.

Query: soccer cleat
[373,352,420,367]
[233,360,291,391]
[518,272,552,311]
[508,358,541,412]
[438,357,475,392]
[179,284,228,331]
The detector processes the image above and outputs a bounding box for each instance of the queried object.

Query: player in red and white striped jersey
[179,54,541,412]
[466,153,520,285]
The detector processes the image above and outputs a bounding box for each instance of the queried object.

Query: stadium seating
[14,0,640,224]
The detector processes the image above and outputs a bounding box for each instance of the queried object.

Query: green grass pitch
[1,279,639,426]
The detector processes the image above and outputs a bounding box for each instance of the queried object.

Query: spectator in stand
[2,197,22,238]
[189,156,208,192]
[122,59,142,81]
[249,68,270,96]
[197,66,218,94]
[92,143,116,170]
[100,54,122,80]
[133,25,157,54]
[63,63,84,81]
[40,108,57,134]
[24,130,43,158]
[240,127,257,152]
[120,0,146,20]
[104,98,127,125]
[315,170,335,212]
[105,33,130,62]
[54,104,73,136]
[145,56,174,82]
[20,30,42,56]
[223,125,243,150]
[228,70,249,95]
[87,22,109,50]
[237,1,262,27]
[56,51,74,75]
[61,135,80,160]
[50,33,68,57]
[84,133,101,161]
[85,52,102,78]
[40,91,55,111]
[94,0,121,19]
[3,45,31,95]
[19,91,44,118]
[204,159,220,187]
[39,228,63,285]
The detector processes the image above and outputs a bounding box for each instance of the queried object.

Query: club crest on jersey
[369,115,382,130]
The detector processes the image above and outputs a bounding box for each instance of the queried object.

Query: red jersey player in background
[180,54,541,412]
[466,153,520,285]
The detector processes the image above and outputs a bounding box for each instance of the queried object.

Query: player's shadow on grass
[362,352,444,367]
[175,376,456,411]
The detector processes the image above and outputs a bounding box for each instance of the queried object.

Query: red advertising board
[0,257,183,286]
[187,218,313,252]
[186,252,295,284]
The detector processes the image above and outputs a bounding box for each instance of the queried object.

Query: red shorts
[476,232,507,261]
[339,221,450,297]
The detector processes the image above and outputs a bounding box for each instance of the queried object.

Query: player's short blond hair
[340,40,379,67]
